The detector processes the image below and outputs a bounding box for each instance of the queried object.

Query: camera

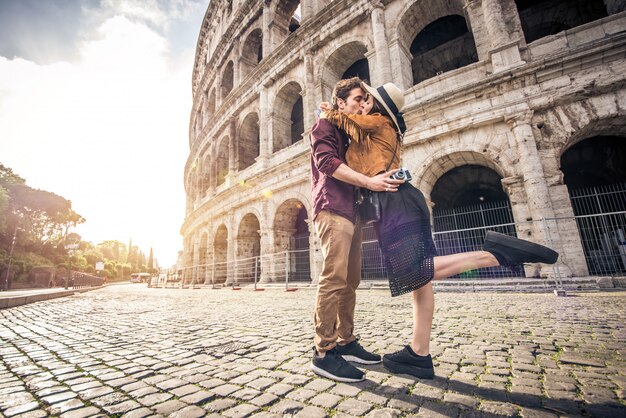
[390,167,412,182]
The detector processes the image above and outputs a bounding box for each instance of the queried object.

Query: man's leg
[335,220,381,364]
[311,211,365,382]
[336,220,362,345]
[313,211,355,353]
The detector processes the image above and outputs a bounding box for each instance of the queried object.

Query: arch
[274,1,301,34]
[239,112,260,170]
[320,40,370,100]
[241,28,263,80]
[213,224,228,284]
[515,0,608,44]
[417,150,508,198]
[559,135,626,275]
[431,163,521,278]
[222,60,234,99]
[409,15,478,85]
[215,136,229,187]
[273,81,304,152]
[561,136,626,189]
[236,213,261,282]
[273,199,310,281]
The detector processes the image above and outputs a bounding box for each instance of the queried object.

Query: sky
[0,0,208,267]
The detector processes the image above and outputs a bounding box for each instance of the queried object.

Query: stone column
[232,36,240,88]
[505,112,572,277]
[482,0,524,72]
[215,70,222,108]
[387,38,413,90]
[228,116,238,175]
[303,52,317,130]
[257,86,272,167]
[370,1,392,85]
[191,234,200,285]
[262,1,272,57]
[204,242,214,284]
[463,0,490,61]
[225,216,236,285]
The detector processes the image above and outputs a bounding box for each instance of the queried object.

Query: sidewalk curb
[0,286,106,310]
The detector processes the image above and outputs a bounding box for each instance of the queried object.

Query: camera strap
[385,135,400,172]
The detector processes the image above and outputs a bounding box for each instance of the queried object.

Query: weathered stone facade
[182,0,626,284]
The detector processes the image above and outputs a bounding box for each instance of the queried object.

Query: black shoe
[335,339,382,364]
[383,346,435,379]
[311,348,365,382]
[483,230,559,267]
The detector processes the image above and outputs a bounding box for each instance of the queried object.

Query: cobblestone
[0,286,624,417]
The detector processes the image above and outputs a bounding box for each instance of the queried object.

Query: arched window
[222,61,234,98]
[515,0,608,44]
[410,15,478,85]
[241,29,263,80]
[239,113,260,170]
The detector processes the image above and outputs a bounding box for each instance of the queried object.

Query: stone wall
[182,0,626,283]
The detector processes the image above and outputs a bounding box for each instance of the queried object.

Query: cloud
[0,1,207,266]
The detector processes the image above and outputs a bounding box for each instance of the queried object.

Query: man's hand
[365,169,405,192]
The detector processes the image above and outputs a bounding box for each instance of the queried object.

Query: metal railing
[176,192,626,286]
[70,272,105,288]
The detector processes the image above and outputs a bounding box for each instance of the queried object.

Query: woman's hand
[365,169,405,192]
[319,101,332,112]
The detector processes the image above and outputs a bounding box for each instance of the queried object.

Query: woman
[320,82,559,379]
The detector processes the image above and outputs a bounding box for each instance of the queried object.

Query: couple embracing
[309,77,559,382]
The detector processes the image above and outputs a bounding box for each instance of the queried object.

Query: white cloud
[0,4,199,266]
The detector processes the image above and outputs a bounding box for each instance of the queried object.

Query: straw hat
[361,81,406,134]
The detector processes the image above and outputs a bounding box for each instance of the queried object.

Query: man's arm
[333,164,404,192]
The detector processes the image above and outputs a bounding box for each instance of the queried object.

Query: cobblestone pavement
[1,285,625,418]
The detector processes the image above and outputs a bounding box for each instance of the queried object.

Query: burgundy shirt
[310,118,357,223]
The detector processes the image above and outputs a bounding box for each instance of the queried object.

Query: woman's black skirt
[374,182,438,297]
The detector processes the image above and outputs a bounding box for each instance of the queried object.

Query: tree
[147,247,154,272]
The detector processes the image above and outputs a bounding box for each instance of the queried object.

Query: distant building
[182,0,626,285]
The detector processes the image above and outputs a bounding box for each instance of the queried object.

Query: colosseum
[181,0,626,286]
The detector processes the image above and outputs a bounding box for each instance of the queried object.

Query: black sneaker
[336,339,382,364]
[311,348,365,382]
[484,230,559,267]
[382,346,435,379]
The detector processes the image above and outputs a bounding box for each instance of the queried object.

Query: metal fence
[568,183,626,276]
[178,186,626,284]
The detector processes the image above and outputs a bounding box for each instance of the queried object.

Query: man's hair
[331,77,363,110]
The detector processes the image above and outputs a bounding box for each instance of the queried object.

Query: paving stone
[3,401,40,417]
[205,397,237,412]
[78,385,114,400]
[153,399,188,415]
[267,382,294,396]
[59,406,103,418]
[269,399,306,415]
[169,405,207,418]
[222,403,259,418]
[213,383,241,396]
[286,388,317,402]
[249,392,279,407]
[415,400,460,417]
[331,382,362,397]
[364,408,401,418]
[41,391,76,404]
[136,392,172,407]
[91,391,129,407]
[179,389,215,405]
[102,400,142,415]
[48,398,85,415]
[294,405,328,418]
[120,407,154,418]
[336,398,374,415]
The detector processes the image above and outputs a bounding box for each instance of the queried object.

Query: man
[309,77,403,382]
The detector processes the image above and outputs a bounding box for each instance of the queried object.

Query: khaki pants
[314,210,363,353]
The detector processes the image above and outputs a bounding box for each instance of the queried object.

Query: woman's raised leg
[432,251,499,280]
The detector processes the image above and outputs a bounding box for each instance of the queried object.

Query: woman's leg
[411,282,434,356]
[432,251,499,280]
[408,252,497,356]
